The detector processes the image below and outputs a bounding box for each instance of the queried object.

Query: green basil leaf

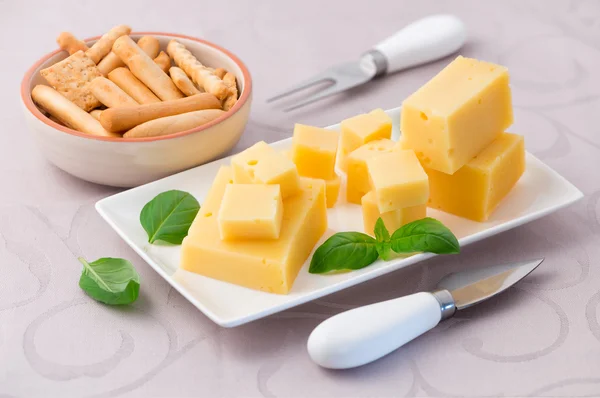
[140,190,200,244]
[374,218,392,260]
[390,217,460,254]
[78,257,140,305]
[309,232,379,274]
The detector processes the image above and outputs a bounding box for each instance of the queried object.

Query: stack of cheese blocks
[399,55,525,222]
[180,140,333,294]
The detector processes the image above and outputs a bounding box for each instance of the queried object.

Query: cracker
[40,50,102,111]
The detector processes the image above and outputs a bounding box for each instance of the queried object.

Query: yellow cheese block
[292,124,339,180]
[181,167,328,294]
[361,191,426,236]
[367,150,429,213]
[346,139,396,204]
[338,108,392,172]
[425,132,525,222]
[401,56,513,174]
[217,184,283,240]
[324,173,341,208]
[231,141,300,198]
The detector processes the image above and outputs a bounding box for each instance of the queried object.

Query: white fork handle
[307,292,442,369]
[372,14,467,74]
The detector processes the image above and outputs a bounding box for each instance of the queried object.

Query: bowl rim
[21,31,252,143]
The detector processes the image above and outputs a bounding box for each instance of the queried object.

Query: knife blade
[307,258,544,369]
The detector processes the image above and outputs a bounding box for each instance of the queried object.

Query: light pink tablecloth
[2,0,600,396]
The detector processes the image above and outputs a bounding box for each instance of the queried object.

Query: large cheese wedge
[367,150,429,213]
[181,167,328,294]
[231,141,300,199]
[401,56,513,174]
[217,184,283,240]
[361,191,426,236]
[346,139,396,204]
[292,124,339,180]
[338,108,392,171]
[426,133,525,221]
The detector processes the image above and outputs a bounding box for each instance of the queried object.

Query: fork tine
[266,72,335,103]
[282,83,345,112]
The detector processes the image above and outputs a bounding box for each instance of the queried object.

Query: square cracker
[40,50,102,111]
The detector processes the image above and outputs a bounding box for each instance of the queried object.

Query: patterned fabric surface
[2,0,600,396]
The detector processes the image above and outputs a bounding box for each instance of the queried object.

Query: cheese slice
[367,150,429,213]
[361,191,426,236]
[217,184,283,240]
[292,124,339,180]
[401,56,513,174]
[181,167,327,294]
[426,133,525,221]
[231,141,300,198]
[346,139,396,204]
[338,108,392,171]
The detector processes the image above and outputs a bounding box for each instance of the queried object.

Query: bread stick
[32,85,118,138]
[137,36,160,59]
[86,25,131,64]
[108,67,160,104]
[89,76,138,108]
[56,32,89,55]
[222,72,238,111]
[123,109,224,138]
[89,109,103,120]
[167,40,229,100]
[169,67,201,96]
[100,93,221,132]
[113,36,183,101]
[154,51,171,73]
[214,68,226,79]
[98,36,161,76]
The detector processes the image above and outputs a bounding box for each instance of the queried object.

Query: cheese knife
[307,258,543,369]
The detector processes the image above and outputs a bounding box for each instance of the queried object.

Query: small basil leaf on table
[309,232,379,274]
[390,217,460,254]
[78,257,140,305]
[374,217,393,260]
[140,190,200,244]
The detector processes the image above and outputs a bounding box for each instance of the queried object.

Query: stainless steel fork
[267,14,467,111]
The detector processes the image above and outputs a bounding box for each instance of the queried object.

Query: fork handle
[368,14,467,75]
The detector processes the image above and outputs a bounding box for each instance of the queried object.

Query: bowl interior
[24,32,250,142]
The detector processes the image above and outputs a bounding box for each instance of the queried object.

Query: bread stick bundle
[56,32,89,55]
[108,67,161,104]
[113,36,183,101]
[100,93,221,132]
[89,76,138,107]
[166,40,229,100]
[32,85,118,137]
[86,25,131,64]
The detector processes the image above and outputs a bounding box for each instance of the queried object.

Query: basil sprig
[309,217,459,274]
[79,257,140,305]
[140,190,200,244]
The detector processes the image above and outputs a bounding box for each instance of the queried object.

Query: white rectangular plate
[96,107,583,327]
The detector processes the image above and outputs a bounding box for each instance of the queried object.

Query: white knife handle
[307,292,443,369]
[371,14,467,74]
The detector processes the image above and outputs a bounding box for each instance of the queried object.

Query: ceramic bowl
[21,32,252,187]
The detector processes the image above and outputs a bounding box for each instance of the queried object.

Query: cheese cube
[324,173,341,208]
[218,184,283,240]
[231,141,300,198]
[361,191,426,236]
[426,133,525,221]
[292,124,339,179]
[401,56,513,174]
[181,167,328,294]
[338,108,392,171]
[346,139,396,204]
[367,150,429,213]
